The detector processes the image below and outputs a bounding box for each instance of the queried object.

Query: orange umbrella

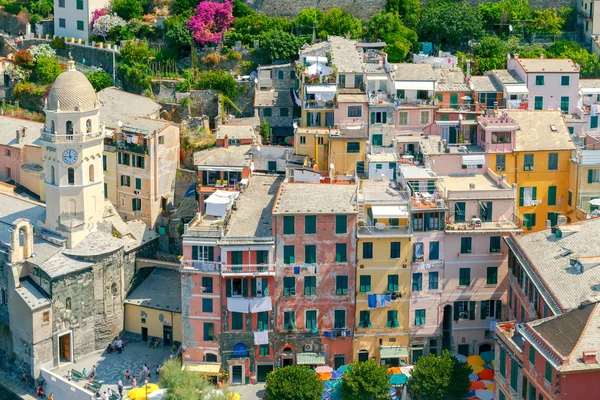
[470,380,486,390]
[478,369,494,381]
[388,367,402,375]
[470,364,484,374]
[486,383,495,390]
[317,372,331,381]
[467,355,485,367]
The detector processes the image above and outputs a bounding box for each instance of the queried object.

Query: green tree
[417,0,483,46]
[408,350,471,400]
[233,0,255,17]
[339,360,391,400]
[86,70,113,91]
[159,358,226,400]
[259,30,305,62]
[111,0,145,20]
[165,15,193,50]
[117,40,155,91]
[265,365,323,400]
[295,7,325,35]
[367,11,418,62]
[531,8,565,36]
[34,57,63,85]
[472,36,508,74]
[319,8,363,39]
[546,40,600,78]
[259,120,270,143]
[386,0,421,27]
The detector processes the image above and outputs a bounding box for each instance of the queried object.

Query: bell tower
[41,60,105,247]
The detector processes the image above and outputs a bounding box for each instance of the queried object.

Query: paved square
[53,339,174,393]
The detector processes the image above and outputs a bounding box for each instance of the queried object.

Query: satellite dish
[254,78,258,84]
[329,163,335,170]
[256,145,261,152]
[117,121,123,127]
[250,162,255,172]
[293,122,298,129]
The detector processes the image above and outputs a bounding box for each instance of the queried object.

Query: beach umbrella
[316,366,333,373]
[389,374,407,386]
[486,383,495,390]
[470,364,484,374]
[330,370,343,380]
[324,381,336,391]
[461,95,472,100]
[453,353,468,363]
[590,198,600,206]
[317,372,331,381]
[470,380,485,390]
[480,351,494,363]
[148,389,167,400]
[127,384,160,400]
[321,392,330,400]
[478,369,494,381]
[467,390,477,398]
[388,367,402,375]
[284,136,294,145]
[329,390,342,400]
[388,387,397,396]
[467,355,485,367]
[475,390,494,400]
[337,365,350,373]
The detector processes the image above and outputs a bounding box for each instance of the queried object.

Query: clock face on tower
[62,149,78,164]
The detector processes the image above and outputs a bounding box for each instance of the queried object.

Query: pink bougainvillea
[91,8,109,28]
[186,0,234,45]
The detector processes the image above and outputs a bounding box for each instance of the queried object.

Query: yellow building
[353,180,412,366]
[568,149,600,220]
[491,111,575,231]
[124,268,182,344]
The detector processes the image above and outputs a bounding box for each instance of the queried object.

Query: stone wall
[189,90,220,123]
[0,10,27,36]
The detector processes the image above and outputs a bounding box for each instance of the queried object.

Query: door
[141,327,148,342]
[282,358,293,367]
[268,161,277,174]
[458,344,469,357]
[486,93,496,109]
[442,305,452,351]
[256,365,273,383]
[411,349,424,364]
[163,326,172,346]
[59,333,71,363]
[450,94,458,109]
[449,127,457,144]
[334,355,345,370]
[356,161,365,175]
[232,365,243,385]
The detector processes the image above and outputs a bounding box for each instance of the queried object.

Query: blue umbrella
[467,390,477,398]
[388,387,397,396]
[389,374,407,386]
[321,392,330,400]
[453,353,468,363]
[324,381,336,391]
[329,391,342,400]
[480,351,495,363]
[330,370,343,380]
[337,365,350,373]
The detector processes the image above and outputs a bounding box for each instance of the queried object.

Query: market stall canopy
[297,352,326,365]
[184,363,221,376]
[380,346,408,358]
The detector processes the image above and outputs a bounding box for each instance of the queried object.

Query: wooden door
[60,334,71,362]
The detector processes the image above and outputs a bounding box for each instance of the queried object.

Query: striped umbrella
[453,353,468,363]
[469,372,480,381]
[315,366,333,373]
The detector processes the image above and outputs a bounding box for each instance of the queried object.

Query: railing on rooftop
[184,214,224,237]
[41,130,103,143]
[357,224,411,237]
[116,140,148,155]
[304,100,337,109]
[180,259,221,272]
[445,213,522,231]
[222,263,276,275]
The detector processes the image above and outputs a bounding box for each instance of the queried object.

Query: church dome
[46,61,99,112]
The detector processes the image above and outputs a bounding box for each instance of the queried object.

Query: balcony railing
[116,141,148,155]
[357,224,411,237]
[221,263,276,275]
[304,100,337,109]
[446,214,522,232]
[180,259,221,272]
[506,99,528,110]
[41,130,103,143]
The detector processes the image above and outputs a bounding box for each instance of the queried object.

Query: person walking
[131,375,137,388]
[125,370,130,383]
[117,379,124,398]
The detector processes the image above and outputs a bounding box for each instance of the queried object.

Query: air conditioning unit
[496,166,504,172]
[304,344,313,352]
[134,190,141,195]
[436,199,445,208]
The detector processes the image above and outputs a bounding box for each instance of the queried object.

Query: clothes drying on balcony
[253,331,269,345]
[249,296,272,313]
[367,294,392,309]
[227,297,250,313]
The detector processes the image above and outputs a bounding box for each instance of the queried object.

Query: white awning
[306,85,337,94]
[305,56,327,64]
[395,81,435,91]
[581,87,600,95]
[371,205,408,218]
[367,75,388,81]
[462,154,485,166]
[435,120,460,126]
[505,85,528,94]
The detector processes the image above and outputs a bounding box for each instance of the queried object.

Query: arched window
[86,119,92,133]
[66,297,71,311]
[67,168,75,185]
[89,164,95,182]
[50,165,55,184]
[66,121,73,135]
[111,282,118,296]
[204,353,217,362]
[50,120,55,134]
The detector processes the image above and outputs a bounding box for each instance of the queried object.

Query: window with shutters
[524,154,535,170]
[560,96,569,113]
[429,241,439,260]
[335,243,347,262]
[388,274,399,292]
[496,154,506,172]
[305,310,317,329]
[334,310,346,329]
[132,198,142,211]
[359,310,371,328]
[362,242,373,259]
[305,215,316,234]
[455,202,466,222]
[370,111,387,124]
[415,309,426,326]
[201,277,213,293]
[133,155,145,169]
[347,142,360,153]
[421,110,430,125]
[347,105,362,118]
[257,311,269,331]
[499,347,506,377]
[529,345,536,366]
[398,112,408,125]
[77,20,84,30]
[263,108,272,117]
[480,299,502,319]
[256,250,268,265]
[510,359,519,391]
[520,186,537,206]
[412,273,422,291]
[390,242,401,258]
[135,178,142,190]
[283,216,295,234]
[336,275,349,294]
[304,245,316,263]
[283,277,295,296]
[203,323,214,341]
[387,310,400,328]
[561,76,570,86]
[231,312,243,330]
[202,298,213,313]
[359,275,371,292]
[284,311,296,330]
[545,361,553,383]
[304,276,317,296]
[335,215,347,234]
[547,185,557,206]
[489,236,501,253]
[259,344,270,356]
[120,175,131,187]
[535,75,544,85]
[523,213,536,230]
[460,237,472,254]
[456,301,470,320]
[548,153,559,171]
[428,272,439,290]
[592,116,599,129]
[192,245,214,261]
[230,251,243,265]
[588,169,600,183]
[283,245,295,264]
[459,268,471,286]
[487,267,499,284]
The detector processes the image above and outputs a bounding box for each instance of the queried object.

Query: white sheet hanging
[249,296,272,313]
[254,331,269,345]
[227,297,249,313]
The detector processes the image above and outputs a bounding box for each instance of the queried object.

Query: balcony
[357,224,411,238]
[180,259,221,272]
[506,99,528,110]
[396,98,435,108]
[184,214,224,238]
[445,214,522,234]
[116,140,148,155]
[369,91,394,106]
[495,321,525,356]
[41,130,104,143]
[304,74,336,85]
[304,99,337,109]
[221,263,276,276]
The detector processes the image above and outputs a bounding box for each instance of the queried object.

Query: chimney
[469,183,475,190]
[223,133,229,148]
[15,129,20,144]
[583,350,597,364]
[21,127,26,138]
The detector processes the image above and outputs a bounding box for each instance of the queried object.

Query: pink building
[272,183,357,369]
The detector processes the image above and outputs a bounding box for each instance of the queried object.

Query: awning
[462,154,485,166]
[460,119,479,125]
[395,81,435,91]
[305,56,327,64]
[184,363,221,376]
[580,88,600,95]
[306,85,336,94]
[296,353,326,365]
[367,75,388,81]
[380,346,409,359]
[505,85,528,94]
[371,205,408,218]
[435,120,460,126]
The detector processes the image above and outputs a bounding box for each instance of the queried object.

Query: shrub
[201,52,225,66]
[35,57,63,85]
[14,50,34,68]
[86,70,113,91]
[50,37,67,50]
[111,0,145,20]
[226,49,242,61]
[29,43,56,62]
[265,366,323,400]
[186,0,234,45]
[13,82,47,111]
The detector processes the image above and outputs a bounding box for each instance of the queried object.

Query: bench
[71,369,84,381]
[88,382,102,392]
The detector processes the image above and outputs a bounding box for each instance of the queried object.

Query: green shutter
[548,186,557,206]
[519,187,525,206]
[589,170,594,183]
[469,301,476,320]
[371,112,375,124]
[118,152,122,164]
[496,300,502,319]
[251,278,257,297]
[335,215,347,234]
[140,156,145,169]
[242,278,248,297]
[131,198,136,210]
[532,186,537,200]
[305,215,316,234]
[382,111,387,124]
[226,279,232,298]
[453,302,460,321]
[480,301,488,319]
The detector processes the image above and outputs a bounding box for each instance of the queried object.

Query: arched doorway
[281,346,294,367]
[478,343,492,354]
[204,353,218,362]
[442,304,453,351]
[232,343,248,358]
[358,349,369,362]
